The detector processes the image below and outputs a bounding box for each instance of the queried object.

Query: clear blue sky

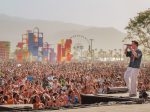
[0,0,149,32]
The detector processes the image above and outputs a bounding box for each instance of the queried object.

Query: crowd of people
[0,60,149,109]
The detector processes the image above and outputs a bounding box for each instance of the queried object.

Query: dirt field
[52,104,150,112]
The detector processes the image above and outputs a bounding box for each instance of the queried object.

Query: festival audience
[0,60,149,109]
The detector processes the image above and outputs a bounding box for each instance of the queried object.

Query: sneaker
[129,94,137,97]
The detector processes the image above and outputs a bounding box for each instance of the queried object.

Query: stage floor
[100,91,150,98]
[52,104,150,112]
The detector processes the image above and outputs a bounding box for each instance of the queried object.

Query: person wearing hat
[124,40,142,97]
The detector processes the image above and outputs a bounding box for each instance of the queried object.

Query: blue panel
[28,33,34,52]
[43,49,48,57]
[32,46,38,56]
[27,32,39,56]
[38,37,43,47]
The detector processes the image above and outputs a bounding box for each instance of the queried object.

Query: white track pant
[124,67,139,95]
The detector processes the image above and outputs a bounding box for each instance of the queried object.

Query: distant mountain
[0,14,126,52]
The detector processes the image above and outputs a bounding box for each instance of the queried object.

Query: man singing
[124,40,142,97]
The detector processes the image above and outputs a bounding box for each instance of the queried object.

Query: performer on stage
[124,40,142,97]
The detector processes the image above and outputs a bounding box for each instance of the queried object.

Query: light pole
[89,39,94,61]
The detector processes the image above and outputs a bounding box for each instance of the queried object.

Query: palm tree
[108,49,113,61]
[103,51,107,61]
[113,49,117,60]
[116,52,120,61]
[98,49,103,60]
[119,49,122,61]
